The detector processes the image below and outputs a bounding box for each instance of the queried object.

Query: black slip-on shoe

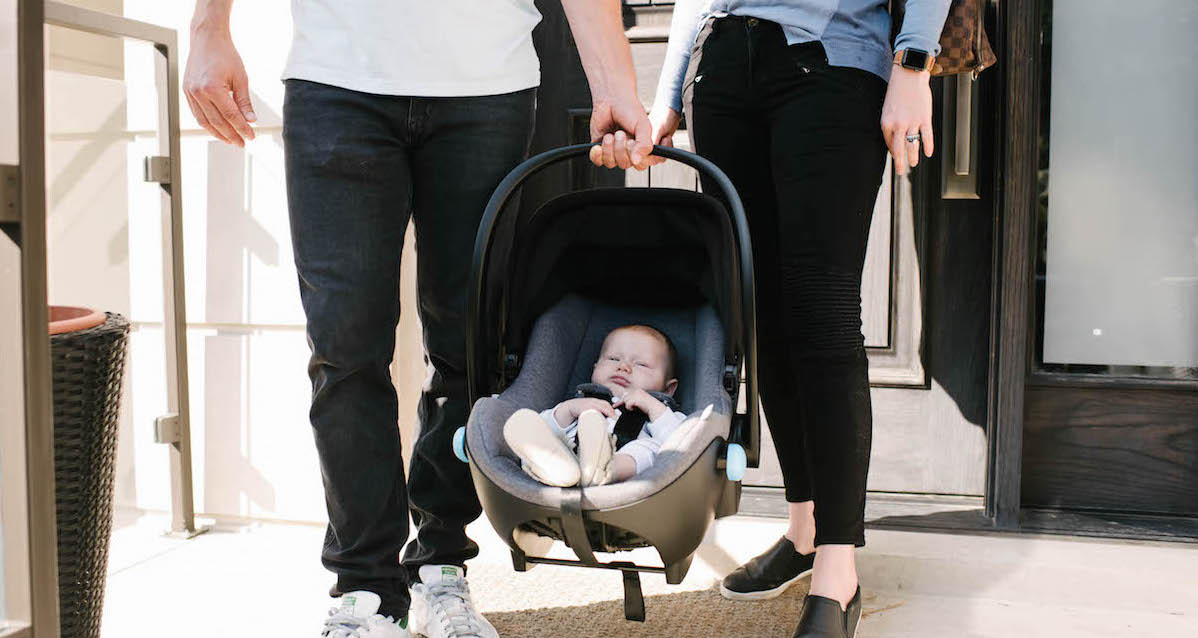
[792,586,862,638]
[719,536,815,601]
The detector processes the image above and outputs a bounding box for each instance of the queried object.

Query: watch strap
[894,49,935,72]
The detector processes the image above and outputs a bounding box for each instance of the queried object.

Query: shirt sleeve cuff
[540,407,569,433]
[617,441,656,475]
[653,63,688,114]
[645,410,687,440]
[894,32,944,58]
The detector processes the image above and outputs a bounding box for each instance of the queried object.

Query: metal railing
[43,0,201,536]
[41,1,201,539]
[2,3,201,633]
[2,0,55,634]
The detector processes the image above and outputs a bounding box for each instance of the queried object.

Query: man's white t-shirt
[282,0,542,97]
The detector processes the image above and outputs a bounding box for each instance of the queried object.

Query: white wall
[43,0,422,526]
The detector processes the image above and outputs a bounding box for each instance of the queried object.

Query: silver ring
[905,133,921,143]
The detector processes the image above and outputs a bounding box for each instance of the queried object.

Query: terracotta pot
[48,306,107,335]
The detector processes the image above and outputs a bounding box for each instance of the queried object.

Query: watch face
[904,50,931,70]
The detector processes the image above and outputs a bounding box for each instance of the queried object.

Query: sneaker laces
[323,608,394,638]
[424,580,484,636]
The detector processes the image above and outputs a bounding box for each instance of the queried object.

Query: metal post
[15,0,61,633]
[153,38,200,536]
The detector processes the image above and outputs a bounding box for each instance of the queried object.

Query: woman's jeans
[283,79,536,616]
[685,16,888,547]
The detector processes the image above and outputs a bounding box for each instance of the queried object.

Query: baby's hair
[606,324,679,380]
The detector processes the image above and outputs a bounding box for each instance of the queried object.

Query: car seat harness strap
[571,383,680,450]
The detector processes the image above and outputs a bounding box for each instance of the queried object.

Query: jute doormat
[461,528,892,637]
[486,583,807,638]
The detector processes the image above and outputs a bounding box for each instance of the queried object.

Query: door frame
[988,0,1198,535]
[986,0,1034,529]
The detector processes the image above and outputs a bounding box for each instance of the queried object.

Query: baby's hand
[614,389,668,421]
[555,398,616,425]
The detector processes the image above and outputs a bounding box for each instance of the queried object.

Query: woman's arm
[647,0,711,158]
[653,0,711,117]
[893,0,953,60]
[883,0,953,176]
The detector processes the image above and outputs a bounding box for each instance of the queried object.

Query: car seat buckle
[723,363,739,394]
[503,353,522,384]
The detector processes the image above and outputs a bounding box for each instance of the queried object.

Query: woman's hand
[645,106,682,167]
[880,66,934,176]
[614,389,669,421]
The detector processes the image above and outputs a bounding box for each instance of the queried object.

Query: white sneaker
[409,565,498,638]
[503,408,580,487]
[322,591,410,638]
[576,409,614,487]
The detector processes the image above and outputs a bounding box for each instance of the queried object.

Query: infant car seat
[455,144,760,620]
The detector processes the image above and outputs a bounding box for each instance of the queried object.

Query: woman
[648,1,950,636]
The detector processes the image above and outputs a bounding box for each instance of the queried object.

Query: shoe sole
[408,587,430,637]
[575,410,613,487]
[718,568,813,601]
[847,596,863,638]
[503,409,580,487]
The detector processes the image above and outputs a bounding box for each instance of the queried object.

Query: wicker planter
[49,307,130,638]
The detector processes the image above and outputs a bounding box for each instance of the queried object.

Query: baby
[503,324,688,487]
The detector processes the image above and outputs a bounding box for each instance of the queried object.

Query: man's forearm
[561,0,637,102]
[191,0,234,34]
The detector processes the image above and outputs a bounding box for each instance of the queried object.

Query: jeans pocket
[787,43,878,99]
[681,18,719,108]
[812,63,884,100]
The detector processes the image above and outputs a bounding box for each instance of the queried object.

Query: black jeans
[684,16,888,547]
[283,80,536,617]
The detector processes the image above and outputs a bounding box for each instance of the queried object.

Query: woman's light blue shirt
[654,0,952,113]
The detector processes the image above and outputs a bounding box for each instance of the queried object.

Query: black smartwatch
[894,48,935,72]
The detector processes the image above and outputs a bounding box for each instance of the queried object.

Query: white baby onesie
[538,406,688,475]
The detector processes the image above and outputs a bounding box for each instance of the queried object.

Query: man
[184,1,652,636]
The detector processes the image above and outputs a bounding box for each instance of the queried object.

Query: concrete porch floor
[101,510,1197,637]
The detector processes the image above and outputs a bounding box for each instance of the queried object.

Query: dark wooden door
[1000,0,1198,519]
[528,0,996,498]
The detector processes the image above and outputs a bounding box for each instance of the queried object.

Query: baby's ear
[664,378,679,396]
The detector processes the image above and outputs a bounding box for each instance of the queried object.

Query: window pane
[1041,0,1198,372]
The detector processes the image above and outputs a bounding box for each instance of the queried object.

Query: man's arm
[560,0,653,171]
[184,0,255,147]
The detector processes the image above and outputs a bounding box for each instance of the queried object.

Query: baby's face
[591,328,676,398]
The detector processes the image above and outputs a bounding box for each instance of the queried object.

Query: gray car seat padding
[466,294,732,512]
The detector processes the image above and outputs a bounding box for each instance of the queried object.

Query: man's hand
[554,398,616,426]
[184,3,255,147]
[614,389,668,421]
[588,96,654,171]
[880,66,934,176]
[560,0,653,171]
